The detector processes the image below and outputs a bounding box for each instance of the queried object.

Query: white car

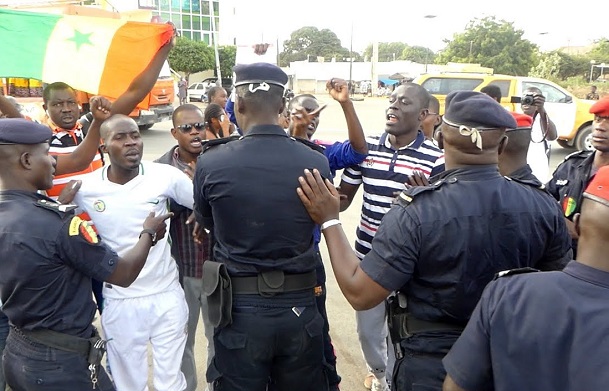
[187,82,207,102]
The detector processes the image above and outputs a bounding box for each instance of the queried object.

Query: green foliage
[363,42,408,62]
[218,45,237,78]
[436,16,537,75]
[401,46,435,64]
[279,27,351,66]
[168,37,214,77]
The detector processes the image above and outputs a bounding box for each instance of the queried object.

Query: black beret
[443,91,517,130]
[0,118,52,145]
[233,62,288,89]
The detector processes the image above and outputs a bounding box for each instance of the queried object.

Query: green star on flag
[67,29,93,50]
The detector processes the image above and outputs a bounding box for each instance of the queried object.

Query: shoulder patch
[68,216,99,244]
[494,267,539,280]
[396,180,445,207]
[201,135,241,154]
[35,199,77,214]
[564,150,591,162]
[506,176,545,191]
[291,137,326,154]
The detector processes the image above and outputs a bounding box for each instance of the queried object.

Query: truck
[413,71,596,151]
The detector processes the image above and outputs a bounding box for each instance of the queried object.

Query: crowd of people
[1,31,609,391]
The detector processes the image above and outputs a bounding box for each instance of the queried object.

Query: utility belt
[202,261,317,329]
[12,325,108,387]
[386,292,464,359]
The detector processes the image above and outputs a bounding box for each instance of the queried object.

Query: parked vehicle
[414,72,596,151]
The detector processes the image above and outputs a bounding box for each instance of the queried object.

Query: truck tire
[139,124,154,131]
[574,125,593,152]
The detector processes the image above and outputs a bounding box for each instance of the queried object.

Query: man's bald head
[100,114,138,142]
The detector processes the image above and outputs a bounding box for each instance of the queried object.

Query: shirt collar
[431,165,501,182]
[563,261,609,289]
[381,130,425,151]
[244,124,289,138]
[101,163,144,181]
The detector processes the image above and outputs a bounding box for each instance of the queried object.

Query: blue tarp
[379,78,399,86]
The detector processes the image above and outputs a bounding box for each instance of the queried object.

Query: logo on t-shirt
[93,200,106,212]
[365,157,374,167]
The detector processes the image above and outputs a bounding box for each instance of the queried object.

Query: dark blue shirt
[360,165,572,324]
[312,139,368,247]
[0,191,118,338]
[194,125,332,276]
[443,261,609,391]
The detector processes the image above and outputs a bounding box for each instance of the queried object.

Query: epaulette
[35,199,77,215]
[291,137,326,154]
[493,267,539,280]
[505,176,546,191]
[564,150,592,162]
[201,135,241,154]
[395,178,446,207]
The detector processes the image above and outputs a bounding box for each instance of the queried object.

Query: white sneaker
[371,376,390,391]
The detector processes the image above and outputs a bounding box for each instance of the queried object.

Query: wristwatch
[139,228,157,246]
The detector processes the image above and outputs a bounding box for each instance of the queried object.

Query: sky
[231,0,608,53]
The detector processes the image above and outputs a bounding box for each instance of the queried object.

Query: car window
[487,80,511,99]
[523,82,570,103]
[421,77,483,95]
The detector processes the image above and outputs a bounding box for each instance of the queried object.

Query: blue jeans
[0,310,8,391]
[3,328,115,391]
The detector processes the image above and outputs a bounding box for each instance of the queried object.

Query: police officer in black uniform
[297,91,572,391]
[0,118,171,391]
[193,63,332,391]
[498,112,544,185]
[547,96,609,256]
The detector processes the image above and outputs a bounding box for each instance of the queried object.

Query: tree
[168,37,214,80]
[401,46,436,64]
[363,42,409,62]
[279,27,350,66]
[218,45,237,78]
[436,16,537,75]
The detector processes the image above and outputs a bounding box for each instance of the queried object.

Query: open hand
[297,169,340,225]
[57,180,81,204]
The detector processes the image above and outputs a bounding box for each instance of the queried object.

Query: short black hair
[172,103,202,124]
[235,84,284,114]
[288,94,317,110]
[207,86,226,103]
[43,82,75,104]
[480,85,502,103]
[428,95,440,113]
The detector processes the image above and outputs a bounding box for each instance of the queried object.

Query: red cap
[508,112,533,130]
[590,97,609,116]
[584,166,609,207]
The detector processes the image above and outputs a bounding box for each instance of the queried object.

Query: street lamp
[422,15,437,72]
[590,60,596,83]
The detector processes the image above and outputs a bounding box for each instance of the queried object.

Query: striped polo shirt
[341,130,444,259]
[46,124,104,198]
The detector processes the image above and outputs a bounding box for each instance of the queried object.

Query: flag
[0,8,173,107]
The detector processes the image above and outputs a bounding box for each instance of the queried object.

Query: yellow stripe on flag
[42,15,126,94]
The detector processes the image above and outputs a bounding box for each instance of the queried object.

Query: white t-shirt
[526,116,550,183]
[73,161,194,299]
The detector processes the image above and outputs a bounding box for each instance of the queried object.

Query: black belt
[12,326,93,356]
[405,316,464,335]
[231,270,317,295]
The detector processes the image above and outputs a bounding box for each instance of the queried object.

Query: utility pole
[349,21,354,98]
[209,0,222,85]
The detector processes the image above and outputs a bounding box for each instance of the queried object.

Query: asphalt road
[118,96,572,390]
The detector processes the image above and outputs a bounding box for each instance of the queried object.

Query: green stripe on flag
[0,9,61,80]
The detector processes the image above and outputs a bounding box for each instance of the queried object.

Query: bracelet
[321,219,341,231]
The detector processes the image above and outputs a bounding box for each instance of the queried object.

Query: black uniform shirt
[0,191,118,338]
[507,164,543,187]
[546,150,596,220]
[194,125,332,276]
[361,165,572,324]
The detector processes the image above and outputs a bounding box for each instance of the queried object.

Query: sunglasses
[176,123,205,133]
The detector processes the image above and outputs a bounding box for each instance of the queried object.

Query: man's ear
[419,109,429,122]
[170,128,178,140]
[100,143,108,154]
[573,213,581,237]
[19,151,32,170]
[497,134,509,155]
